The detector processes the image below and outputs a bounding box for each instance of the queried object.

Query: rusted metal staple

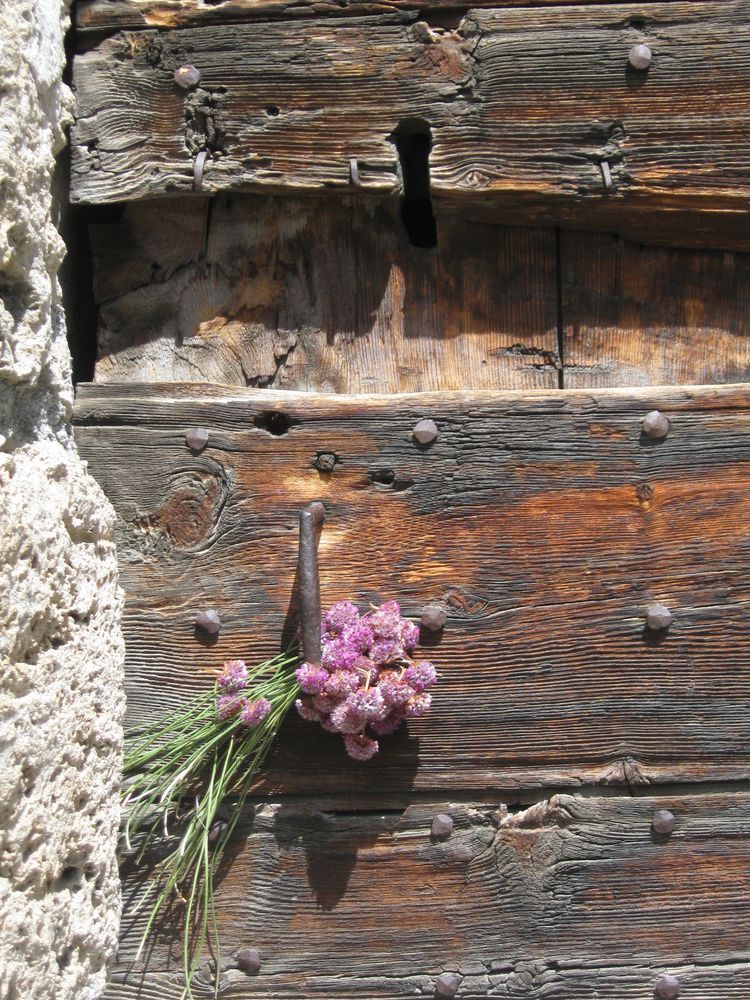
[298,501,325,664]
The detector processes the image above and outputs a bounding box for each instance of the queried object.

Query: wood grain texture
[75,0,714,33]
[70,2,750,251]
[74,381,750,793]
[89,194,560,390]
[561,232,750,388]
[109,792,750,997]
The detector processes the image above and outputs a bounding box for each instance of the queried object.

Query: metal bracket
[298,501,325,664]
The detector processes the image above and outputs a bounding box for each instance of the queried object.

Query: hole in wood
[253,411,291,436]
[370,468,396,487]
[265,105,280,117]
[391,118,437,250]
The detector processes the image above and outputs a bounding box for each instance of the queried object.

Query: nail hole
[253,411,291,436]
[391,118,437,249]
[265,105,280,116]
[371,468,396,487]
[629,17,647,29]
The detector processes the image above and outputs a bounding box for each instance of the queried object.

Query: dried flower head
[240,697,272,728]
[323,600,360,635]
[295,662,329,694]
[404,660,437,693]
[216,694,243,720]
[217,659,248,692]
[343,733,379,761]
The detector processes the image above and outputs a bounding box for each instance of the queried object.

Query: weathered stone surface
[0,2,124,998]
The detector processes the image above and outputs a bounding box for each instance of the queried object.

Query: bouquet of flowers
[121,598,437,997]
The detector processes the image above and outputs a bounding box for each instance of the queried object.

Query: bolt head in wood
[652,809,677,836]
[174,64,201,89]
[195,609,221,635]
[654,973,681,998]
[628,44,653,71]
[642,410,669,439]
[185,426,209,451]
[646,604,673,631]
[421,605,447,632]
[314,452,337,473]
[413,418,439,445]
[435,972,462,997]
[431,813,454,839]
[236,948,262,974]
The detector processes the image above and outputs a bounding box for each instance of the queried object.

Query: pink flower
[330,701,367,734]
[370,638,404,666]
[347,687,387,721]
[319,715,339,733]
[378,670,415,707]
[296,662,329,694]
[400,619,420,651]
[341,620,374,653]
[321,635,361,673]
[324,670,360,699]
[216,694,243,720]
[370,711,406,736]
[352,655,379,685]
[344,733,379,761]
[217,659,248,693]
[404,660,437,692]
[405,691,432,718]
[240,697,271,728]
[368,601,402,640]
[295,698,321,723]
[323,600,360,635]
[313,693,338,715]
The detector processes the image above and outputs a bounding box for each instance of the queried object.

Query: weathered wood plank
[89,194,560,390]
[109,793,750,997]
[76,0,714,34]
[70,3,750,251]
[561,232,750,388]
[74,382,750,792]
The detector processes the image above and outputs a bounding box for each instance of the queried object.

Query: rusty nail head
[431,813,454,839]
[421,606,447,632]
[646,604,672,631]
[629,44,653,71]
[237,948,262,974]
[642,410,669,439]
[413,418,439,445]
[174,64,201,89]
[435,972,462,998]
[195,609,221,635]
[185,426,209,451]
[314,452,337,474]
[654,974,681,999]
[652,809,677,836]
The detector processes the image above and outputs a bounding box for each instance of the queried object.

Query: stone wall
[0,2,124,998]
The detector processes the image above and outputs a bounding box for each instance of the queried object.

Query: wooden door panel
[108,793,750,998]
[74,382,750,793]
[70,3,750,251]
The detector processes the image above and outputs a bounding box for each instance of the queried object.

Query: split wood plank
[74,381,750,794]
[560,232,750,388]
[70,3,750,251]
[109,793,750,998]
[89,194,560,390]
[76,0,715,33]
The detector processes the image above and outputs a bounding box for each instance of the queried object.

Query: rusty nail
[174,64,201,89]
[600,160,612,189]
[646,604,672,631]
[654,974,681,999]
[299,502,325,665]
[193,150,208,192]
[431,813,454,839]
[185,427,209,451]
[435,972,462,998]
[314,452,337,474]
[413,418,439,445]
[421,605,447,632]
[629,44,653,71]
[349,157,361,186]
[195,609,221,635]
[642,410,669,439]
[236,948,262,974]
[652,809,677,836]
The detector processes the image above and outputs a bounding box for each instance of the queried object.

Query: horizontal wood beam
[110,793,750,997]
[75,381,750,794]
[75,0,729,33]
[70,3,750,250]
